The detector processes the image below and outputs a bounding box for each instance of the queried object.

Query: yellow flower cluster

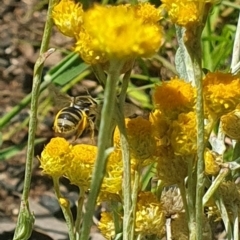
[170,111,197,156]
[52,0,83,38]
[153,78,196,119]
[39,137,97,191]
[52,1,163,64]
[151,78,197,156]
[221,105,240,140]
[203,72,240,119]
[98,150,123,203]
[135,192,165,237]
[114,117,157,168]
[149,78,198,184]
[204,149,220,175]
[160,0,217,27]
[98,192,165,239]
[98,212,116,240]
[39,137,73,178]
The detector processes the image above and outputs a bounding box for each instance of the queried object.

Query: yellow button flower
[204,149,221,175]
[65,144,97,190]
[98,212,115,240]
[170,111,197,156]
[81,4,163,60]
[98,150,123,203]
[52,0,84,38]
[160,0,217,27]
[203,72,240,119]
[39,137,73,178]
[221,106,240,140]
[153,78,196,120]
[149,109,170,144]
[135,192,165,237]
[114,117,157,167]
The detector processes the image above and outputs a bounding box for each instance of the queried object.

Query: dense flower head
[203,72,240,119]
[156,145,188,185]
[98,212,115,240]
[75,29,107,64]
[134,2,162,24]
[82,4,163,60]
[170,111,197,156]
[153,78,196,120]
[204,149,221,175]
[161,0,199,26]
[160,0,216,27]
[149,109,170,143]
[39,137,73,177]
[135,192,165,237]
[52,1,163,64]
[114,117,157,167]
[65,144,97,190]
[98,150,123,203]
[221,106,240,140]
[52,0,84,38]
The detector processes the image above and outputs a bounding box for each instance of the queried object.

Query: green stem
[111,200,122,234]
[203,168,230,206]
[13,0,55,238]
[185,27,205,240]
[79,59,124,240]
[53,177,75,240]
[75,187,85,240]
[232,203,239,240]
[186,156,196,240]
[215,195,233,239]
[115,67,133,240]
[130,166,141,240]
[195,60,205,240]
[178,181,189,223]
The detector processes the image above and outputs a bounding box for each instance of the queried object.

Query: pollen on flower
[153,78,196,120]
[52,0,84,38]
[39,137,72,177]
[135,192,165,237]
[203,72,240,119]
[64,144,97,190]
[82,4,163,59]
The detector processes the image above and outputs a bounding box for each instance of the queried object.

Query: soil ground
[0,1,104,239]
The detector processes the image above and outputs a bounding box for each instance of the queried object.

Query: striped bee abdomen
[54,107,83,133]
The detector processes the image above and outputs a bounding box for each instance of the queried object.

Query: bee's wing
[124,102,146,118]
[49,84,72,109]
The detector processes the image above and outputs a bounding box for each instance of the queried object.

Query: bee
[50,84,99,141]
[50,84,147,141]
